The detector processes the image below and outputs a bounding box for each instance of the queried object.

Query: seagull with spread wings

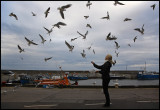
[43,27,53,36]
[106,32,117,40]
[77,31,88,39]
[44,57,52,62]
[57,4,72,19]
[53,22,67,29]
[9,12,18,20]
[17,45,24,53]
[65,40,74,52]
[81,50,86,58]
[25,37,38,46]
[134,24,144,35]
[101,11,110,20]
[115,41,120,50]
[39,34,46,44]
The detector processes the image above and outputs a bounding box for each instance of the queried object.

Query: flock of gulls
[8,1,157,67]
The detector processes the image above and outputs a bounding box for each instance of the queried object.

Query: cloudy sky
[1,1,159,72]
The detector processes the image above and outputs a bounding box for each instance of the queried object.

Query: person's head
[105,54,114,64]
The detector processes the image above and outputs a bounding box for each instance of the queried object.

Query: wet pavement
[1,87,159,109]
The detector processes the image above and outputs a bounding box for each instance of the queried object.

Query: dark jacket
[93,61,112,80]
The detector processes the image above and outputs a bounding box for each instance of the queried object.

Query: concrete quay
[1,87,159,109]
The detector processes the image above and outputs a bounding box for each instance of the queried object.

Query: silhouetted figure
[91,54,115,107]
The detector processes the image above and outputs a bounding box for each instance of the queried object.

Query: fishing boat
[34,74,70,87]
[137,62,159,80]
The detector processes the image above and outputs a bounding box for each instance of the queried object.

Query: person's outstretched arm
[91,61,103,69]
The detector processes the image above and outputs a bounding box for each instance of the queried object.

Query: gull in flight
[133,36,137,42]
[106,32,117,40]
[65,40,74,52]
[128,44,131,47]
[71,36,81,42]
[17,45,24,53]
[115,50,119,57]
[134,24,144,35]
[43,27,53,36]
[9,12,18,20]
[115,41,120,50]
[44,7,50,18]
[86,24,92,28]
[124,18,132,22]
[25,37,38,46]
[84,16,89,19]
[87,44,92,50]
[77,31,88,39]
[86,1,92,9]
[39,34,46,44]
[31,12,36,16]
[101,11,110,20]
[93,49,95,54]
[44,57,52,62]
[81,50,86,58]
[114,1,125,6]
[150,4,156,10]
[53,22,66,29]
[57,4,72,19]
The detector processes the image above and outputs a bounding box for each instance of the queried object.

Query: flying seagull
[124,18,132,22]
[86,1,92,9]
[101,11,110,20]
[86,24,92,28]
[115,41,120,50]
[31,12,36,16]
[106,32,117,40]
[44,7,50,18]
[43,27,53,36]
[25,37,38,46]
[81,50,86,58]
[128,44,131,47]
[53,22,66,29]
[84,16,89,19]
[71,36,81,42]
[9,12,18,20]
[44,57,52,62]
[39,34,46,44]
[150,4,156,10]
[133,36,137,42]
[77,31,88,39]
[57,4,72,19]
[115,50,119,57]
[93,49,95,54]
[87,44,92,50]
[114,1,125,6]
[134,24,144,35]
[17,45,24,53]
[65,40,74,52]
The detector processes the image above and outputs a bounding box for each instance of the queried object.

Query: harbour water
[70,79,159,86]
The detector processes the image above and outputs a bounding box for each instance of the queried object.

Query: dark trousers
[102,79,110,105]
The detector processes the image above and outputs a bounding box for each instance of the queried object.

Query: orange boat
[34,74,70,86]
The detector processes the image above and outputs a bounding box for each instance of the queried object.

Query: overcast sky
[1,1,159,72]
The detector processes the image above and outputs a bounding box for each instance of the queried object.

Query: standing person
[91,54,114,107]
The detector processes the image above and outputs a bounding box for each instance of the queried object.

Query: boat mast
[144,61,146,73]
